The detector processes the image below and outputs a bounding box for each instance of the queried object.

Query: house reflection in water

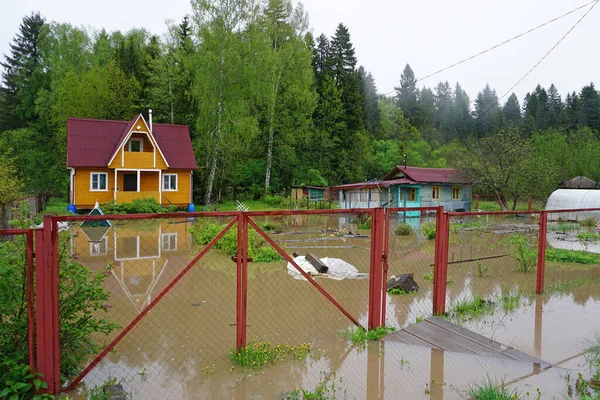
[76,220,193,313]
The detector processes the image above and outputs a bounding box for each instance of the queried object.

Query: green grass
[229,340,311,370]
[467,380,522,399]
[204,199,289,211]
[545,248,598,264]
[577,232,600,241]
[450,220,484,233]
[476,199,544,212]
[448,296,494,321]
[501,291,521,312]
[421,221,436,240]
[342,326,396,345]
[505,235,537,273]
[546,276,600,293]
[549,222,579,232]
[41,197,69,215]
[387,288,406,295]
[581,217,597,228]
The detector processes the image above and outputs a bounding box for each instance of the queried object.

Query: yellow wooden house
[67,113,197,210]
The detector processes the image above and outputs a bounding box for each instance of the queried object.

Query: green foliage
[351,214,372,230]
[87,377,121,400]
[229,340,311,370]
[467,380,522,400]
[577,232,600,241]
[395,223,412,236]
[476,261,490,278]
[189,220,284,262]
[0,155,24,205]
[549,223,578,232]
[505,235,537,273]
[100,198,178,214]
[545,248,598,264]
[501,291,521,312]
[254,246,284,263]
[448,296,494,321]
[387,288,406,295]
[421,221,436,240]
[581,217,597,228]
[546,276,600,293]
[0,361,52,400]
[450,220,483,233]
[343,326,396,345]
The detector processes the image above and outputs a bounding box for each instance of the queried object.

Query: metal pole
[236,213,248,351]
[536,211,547,294]
[26,230,35,375]
[433,207,448,315]
[368,208,384,329]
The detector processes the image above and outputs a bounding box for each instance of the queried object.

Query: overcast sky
[1,0,598,106]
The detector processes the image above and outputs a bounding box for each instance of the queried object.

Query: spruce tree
[394,64,419,126]
[502,93,521,127]
[474,83,500,137]
[0,12,47,129]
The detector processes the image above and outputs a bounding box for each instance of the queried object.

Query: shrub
[100,198,180,214]
[421,221,436,240]
[351,214,372,230]
[395,224,412,236]
[254,247,283,262]
[581,217,597,228]
[0,360,52,400]
[505,235,537,273]
[577,232,600,241]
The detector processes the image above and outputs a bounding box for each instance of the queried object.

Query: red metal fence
[5,206,600,396]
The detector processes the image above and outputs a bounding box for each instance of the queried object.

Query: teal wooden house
[333,166,471,213]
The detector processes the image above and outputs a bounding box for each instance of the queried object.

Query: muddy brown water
[66,216,600,399]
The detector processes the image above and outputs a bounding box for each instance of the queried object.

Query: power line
[416,0,598,84]
[479,0,598,119]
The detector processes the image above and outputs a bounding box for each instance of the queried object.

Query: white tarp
[287,256,368,281]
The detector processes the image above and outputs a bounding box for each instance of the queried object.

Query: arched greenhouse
[546,189,600,221]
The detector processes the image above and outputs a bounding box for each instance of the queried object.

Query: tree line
[2,1,600,207]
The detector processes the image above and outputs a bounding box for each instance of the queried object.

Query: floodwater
[65,214,600,399]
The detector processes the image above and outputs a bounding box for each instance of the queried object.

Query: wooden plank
[385,330,442,349]
[402,323,472,353]
[501,348,552,368]
[418,320,504,358]
[425,317,509,353]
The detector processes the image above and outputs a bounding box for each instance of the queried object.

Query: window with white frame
[90,237,108,256]
[129,138,143,152]
[161,233,178,251]
[90,172,108,191]
[163,174,177,191]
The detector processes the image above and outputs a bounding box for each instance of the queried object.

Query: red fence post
[236,213,248,351]
[433,207,449,315]
[26,230,35,375]
[35,217,60,394]
[475,195,479,210]
[368,208,385,330]
[536,211,548,294]
[381,209,390,326]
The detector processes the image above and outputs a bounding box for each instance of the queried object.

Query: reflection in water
[64,216,600,399]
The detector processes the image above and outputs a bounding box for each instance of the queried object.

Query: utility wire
[479,0,598,119]
[416,0,598,83]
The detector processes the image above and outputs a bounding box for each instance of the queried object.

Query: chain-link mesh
[385,209,438,328]
[0,231,34,376]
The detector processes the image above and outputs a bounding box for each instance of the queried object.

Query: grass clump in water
[421,221,436,240]
[230,340,311,370]
[505,235,537,273]
[448,296,494,321]
[342,326,396,345]
[547,276,600,293]
[467,380,522,399]
[545,248,598,264]
[501,291,521,312]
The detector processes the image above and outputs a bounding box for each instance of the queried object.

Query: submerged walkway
[384,316,553,368]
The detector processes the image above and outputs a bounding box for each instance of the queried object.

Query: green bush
[351,214,372,230]
[577,232,600,241]
[395,224,412,236]
[0,231,118,382]
[421,221,436,240]
[100,198,179,214]
[254,246,283,262]
[263,195,291,208]
[0,360,52,400]
[546,248,598,264]
[581,217,597,228]
[505,235,537,272]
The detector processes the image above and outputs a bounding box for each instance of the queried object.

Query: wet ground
[65,214,600,399]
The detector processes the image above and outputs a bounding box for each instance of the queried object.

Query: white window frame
[161,233,178,251]
[90,237,108,256]
[129,138,143,152]
[90,172,108,191]
[163,174,178,191]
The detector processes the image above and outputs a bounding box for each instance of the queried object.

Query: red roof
[383,166,469,184]
[67,116,197,170]
[332,178,415,191]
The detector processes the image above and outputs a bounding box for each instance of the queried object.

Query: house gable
[107,114,169,169]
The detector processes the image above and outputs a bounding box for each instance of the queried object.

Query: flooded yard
[66,214,600,399]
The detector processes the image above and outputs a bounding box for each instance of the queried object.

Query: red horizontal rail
[247,217,364,329]
[447,210,541,217]
[63,217,238,393]
[386,207,440,213]
[244,208,375,217]
[0,229,32,235]
[54,211,238,221]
